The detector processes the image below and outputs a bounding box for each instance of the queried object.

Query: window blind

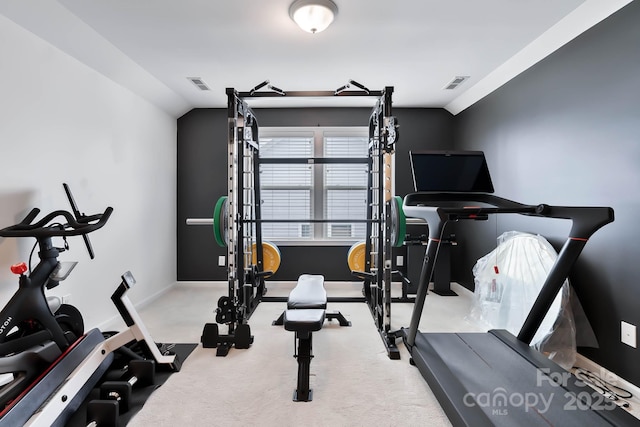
[259,128,368,242]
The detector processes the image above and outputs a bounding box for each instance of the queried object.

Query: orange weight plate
[251,241,281,274]
[347,241,367,272]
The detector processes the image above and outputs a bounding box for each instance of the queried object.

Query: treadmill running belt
[411,330,638,426]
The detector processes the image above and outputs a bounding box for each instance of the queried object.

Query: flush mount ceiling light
[289,0,338,34]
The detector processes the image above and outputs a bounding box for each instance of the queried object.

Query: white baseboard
[94,280,177,331]
[176,281,224,287]
[574,353,640,419]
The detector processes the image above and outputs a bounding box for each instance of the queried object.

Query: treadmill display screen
[410,150,495,193]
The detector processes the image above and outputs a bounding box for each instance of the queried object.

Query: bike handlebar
[0,207,113,238]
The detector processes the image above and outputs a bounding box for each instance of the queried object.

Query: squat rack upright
[197,82,401,358]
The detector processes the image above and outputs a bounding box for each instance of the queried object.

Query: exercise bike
[0,184,180,426]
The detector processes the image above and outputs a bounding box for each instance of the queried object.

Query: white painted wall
[0,15,177,329]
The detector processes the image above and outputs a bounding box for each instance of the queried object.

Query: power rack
[190,81,403,358]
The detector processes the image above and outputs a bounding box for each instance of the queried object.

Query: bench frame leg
[275,310,351,327]
[293,331,314,402]
[272,311,285,326]
[326,311,352,326]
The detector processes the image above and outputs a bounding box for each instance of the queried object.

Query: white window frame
[259,126,369,245]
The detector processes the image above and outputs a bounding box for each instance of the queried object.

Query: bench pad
[284,309,326,333]
[287,274,327,310]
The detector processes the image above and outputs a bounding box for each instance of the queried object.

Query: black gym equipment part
[5,273,181,426]
[272,274,351,327]
[0,184,112,411]
[409,150,494,194]
[0,328,109,426]
[268,84,286,96]
[249,79,269,95]
[357,90,402,359]
[201,322,253,357]
[285,309,325,402]
[223,88,265,337]
[400,151,636,426]
[348,79,370,94]
[0,184,181,426]
[86,399,119,427]
[277,275,339,401]
[334,83,350,95]
[72,341,197,427]
[189,82,400,358]
[99,359,155,413]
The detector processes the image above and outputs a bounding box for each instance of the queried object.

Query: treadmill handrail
[402,192,614,348]
[403,192,614,239]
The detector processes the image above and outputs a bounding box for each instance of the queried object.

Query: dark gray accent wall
[177,108,226,281]
[453,2,640,384]
[177,107,454,282]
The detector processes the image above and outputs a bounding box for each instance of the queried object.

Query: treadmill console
[409,150,494,193]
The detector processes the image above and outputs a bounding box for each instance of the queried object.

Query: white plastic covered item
[468,231,576,370]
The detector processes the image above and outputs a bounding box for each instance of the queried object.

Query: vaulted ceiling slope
[0,1,632,117]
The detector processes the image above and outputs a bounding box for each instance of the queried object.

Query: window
[259,127,369,243]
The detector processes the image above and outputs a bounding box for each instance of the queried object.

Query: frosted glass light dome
[289,0,338,34]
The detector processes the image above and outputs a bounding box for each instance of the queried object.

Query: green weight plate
[391,196,406,247]
[213,196,228,247]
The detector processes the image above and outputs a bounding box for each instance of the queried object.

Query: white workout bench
[274,274,350,401]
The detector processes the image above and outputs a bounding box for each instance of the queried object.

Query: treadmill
[402,151,637,426]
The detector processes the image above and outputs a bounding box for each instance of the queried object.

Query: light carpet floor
[106,281,482,427]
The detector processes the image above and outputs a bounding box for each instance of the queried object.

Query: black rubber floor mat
[65,343,197,426]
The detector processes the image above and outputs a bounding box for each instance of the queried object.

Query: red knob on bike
[10,262,28,275]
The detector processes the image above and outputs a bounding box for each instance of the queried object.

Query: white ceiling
[0,0,632,117]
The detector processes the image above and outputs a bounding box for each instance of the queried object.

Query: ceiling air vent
[188,77,210,91]
[444,76,470,90]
